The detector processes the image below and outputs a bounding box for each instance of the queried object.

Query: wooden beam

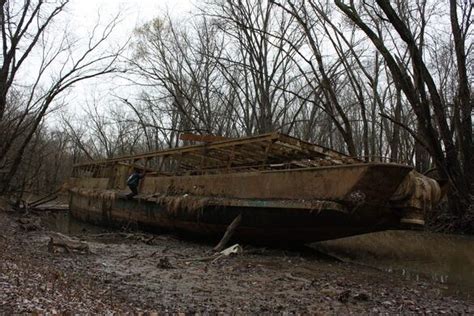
[74,132,279,167]
[180,133,231,143]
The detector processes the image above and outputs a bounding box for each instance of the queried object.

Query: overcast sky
[65,0,196,57]
[45,0,197,123]
[68,0,195,29]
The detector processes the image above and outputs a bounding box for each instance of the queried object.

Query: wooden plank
[180,133,231,143]
[277,134,358,162]
[72,132,359,177]
[74,132,279,167]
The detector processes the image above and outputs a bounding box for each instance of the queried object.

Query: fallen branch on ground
[48,232,90,254]
[213,214,242,252]
[85,232,132,238]
[283,272,311,283]
[30,195,58,209]
[29,189,61,207]
[186,244,243,263]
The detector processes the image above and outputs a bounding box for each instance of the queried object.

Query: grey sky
[47,0,196,123]
[67,0,195,31]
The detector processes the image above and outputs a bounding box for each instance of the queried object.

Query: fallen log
[30,196,58,209]
[29,189,61,207]
[48,233,89,254]
[33,204,68,211]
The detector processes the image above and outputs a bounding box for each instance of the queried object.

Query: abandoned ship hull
[68,163,434,243]
[69,193,401,243]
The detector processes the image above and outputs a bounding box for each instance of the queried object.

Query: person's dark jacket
[127,171,144,187]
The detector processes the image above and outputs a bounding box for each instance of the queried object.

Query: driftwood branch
[48,233,90,254]
[31,196,58,208]
[213,214,242,252]
[29,189,61,207]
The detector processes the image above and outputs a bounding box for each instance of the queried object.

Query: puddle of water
[41,210,110,235]
[314,230,474,299]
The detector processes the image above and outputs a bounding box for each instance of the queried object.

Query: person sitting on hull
[126,168,146,198]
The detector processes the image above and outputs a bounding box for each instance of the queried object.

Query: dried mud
[0,209,472,314]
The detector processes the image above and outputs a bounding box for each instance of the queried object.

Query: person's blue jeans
[127,184,138,198]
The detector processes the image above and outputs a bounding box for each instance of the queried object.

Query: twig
[284,272,311,283]
[123,253,139,261]
[84,232,130,238]
[211,254,226,263]
[144,236,155,244]
[183,254,222,262]
[48,235,90,254]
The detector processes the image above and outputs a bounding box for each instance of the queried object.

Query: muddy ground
[0,209,472,314]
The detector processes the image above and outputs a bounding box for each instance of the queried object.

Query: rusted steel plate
[69,190,400,243]
[143,195,348,213]
[140,163,412,203]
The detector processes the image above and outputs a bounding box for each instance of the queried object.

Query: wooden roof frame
[73,132,359,173]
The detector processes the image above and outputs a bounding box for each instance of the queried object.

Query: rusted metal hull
[68,163,437,243]
[70,193,402,243]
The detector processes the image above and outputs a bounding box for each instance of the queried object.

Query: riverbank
[0,209,472,314]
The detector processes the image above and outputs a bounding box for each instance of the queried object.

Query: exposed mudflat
[0,209,472,314]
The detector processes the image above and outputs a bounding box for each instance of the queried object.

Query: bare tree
[335,0,472,222]
[129,16,225,141]
[206,0,305,135]
[0,0,124,193]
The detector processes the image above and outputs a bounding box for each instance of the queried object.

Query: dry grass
[426,196,474,234]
